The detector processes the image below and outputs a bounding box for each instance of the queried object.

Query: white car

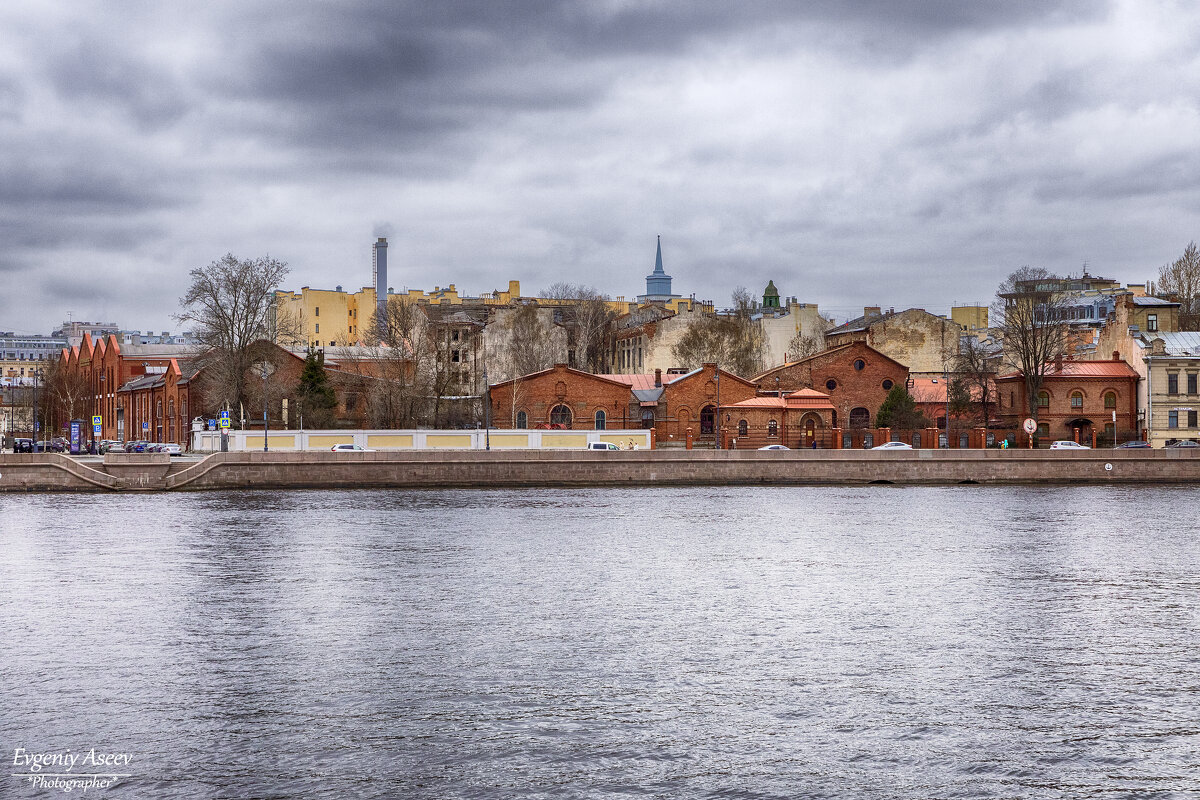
[758,444,790,450]
[330,443,375,452]
[872,441,913,450]
[585,442,621,451]
[1049,440,1090,449]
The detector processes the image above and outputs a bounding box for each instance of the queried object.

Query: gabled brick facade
[753,342,909,429]
[489,364,636,430]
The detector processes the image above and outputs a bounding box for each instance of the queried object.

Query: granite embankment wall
[2,450,1200,492]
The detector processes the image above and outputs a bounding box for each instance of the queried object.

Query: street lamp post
[261,363,270,452]
[943,370,950,449]
[483,369,491,451]
[32,367,40,452]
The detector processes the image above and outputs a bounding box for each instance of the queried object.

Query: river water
[1,487,1198,799]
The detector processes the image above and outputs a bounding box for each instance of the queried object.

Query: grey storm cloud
[0,0,1196,334]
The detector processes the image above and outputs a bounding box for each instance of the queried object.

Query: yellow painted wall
[488,434,531,448]
[426,434,473,448]
[542,433,590,448]
[367,434,414,448]
[598,434,648,447]
[266,435,297,450]
[309,435,354,448]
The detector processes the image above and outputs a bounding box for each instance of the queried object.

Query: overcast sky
[2,0,1198,335]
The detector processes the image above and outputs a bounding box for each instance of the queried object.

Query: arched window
[768,419,778,437]
[156,400,163,419]
[1104,391,1116,408]
[1070,391,1083,409]
[700,405,715,434]
[594,409,606,430]
[849,407,870,428]
[1037,391,1050,408]
[737,419,748,437]
[550,404,572,427]
[826,379,837,391]
[516,410,527,429]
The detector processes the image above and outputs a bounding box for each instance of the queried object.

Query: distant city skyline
[2,1,1196,334]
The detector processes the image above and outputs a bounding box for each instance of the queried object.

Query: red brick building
[490,365,637,431]
[60,333,198,445]
[721,388,836,449]
[753,342,909,429]
[996,357,1139,446]
[488,362,759,444]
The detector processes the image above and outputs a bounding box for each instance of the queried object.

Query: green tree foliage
[947,376,972,417]
[876,384,928,430]
[295,348,338,428]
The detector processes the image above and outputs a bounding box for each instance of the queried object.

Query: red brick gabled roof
[488,364,634,391]
[752,342,909,381]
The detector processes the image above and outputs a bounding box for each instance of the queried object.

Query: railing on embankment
[5,450,1198,492]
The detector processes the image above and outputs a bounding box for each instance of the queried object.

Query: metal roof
[1147,331,1200,356]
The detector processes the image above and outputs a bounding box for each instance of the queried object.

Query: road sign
[92,415,102,427]
[218,417,230,429]
[142,421,149,432]
[207,419,217,431]
[1022,418,1037,434]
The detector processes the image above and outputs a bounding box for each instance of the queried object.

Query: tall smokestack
[373,238,388,329]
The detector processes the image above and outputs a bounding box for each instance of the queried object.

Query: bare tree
[994,267,1070,420]
[487,303,563,383]
[671,287,763,377]
[345,298,435,428]
[785,329,824,362]
[40,355,91,431]
[1153,240,1200,330]
[953,333,1001,432]
[541,283,617,372]
[176,254,288,420]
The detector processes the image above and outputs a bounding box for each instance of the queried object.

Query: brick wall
[491,364,634,429]
[755,343,908,430]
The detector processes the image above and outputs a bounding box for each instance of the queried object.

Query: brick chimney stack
[654,368,662,387]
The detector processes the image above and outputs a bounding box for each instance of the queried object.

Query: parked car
[1166,439,1199,448]
[1115,440,1151,449]
[585,442,620,451]
[330,443,375,452]
[159,443,183,456]
[758,444,790,450]
[872,441,913,450]
[1050,440,1091,449]
[13,438,33,453]
[126,441,149,453]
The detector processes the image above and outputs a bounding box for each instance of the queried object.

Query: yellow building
[951,305,989,332]
[274,279,711,348]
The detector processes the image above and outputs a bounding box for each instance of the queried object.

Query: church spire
[652,234,665,275]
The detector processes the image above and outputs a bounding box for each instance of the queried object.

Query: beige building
[759,302,830,370]
[825,307,963,377]
[1143,333,1200,447]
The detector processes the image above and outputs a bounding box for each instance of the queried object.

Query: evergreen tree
[876,384,928,430]
[296,348,338,428]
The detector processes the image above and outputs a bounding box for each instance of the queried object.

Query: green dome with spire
[763,280,780,308]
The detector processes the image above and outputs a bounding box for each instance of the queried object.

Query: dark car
[13,438,33,453]
[1166,440,1199,448]
[1115,440,1151,449]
